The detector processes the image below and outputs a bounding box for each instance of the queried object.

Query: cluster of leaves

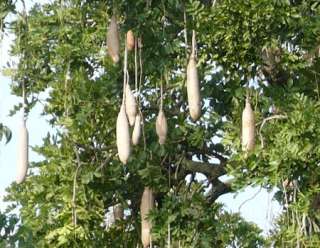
[0,0,14,33]
[220,1,320,245]
[150,185,266,247]
[0,211,18,246]
[0,0,320,247]
[0,123,11,144]
[0,0,13,143]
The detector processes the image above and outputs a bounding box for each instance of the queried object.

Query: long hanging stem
[167,222,171,248]
[138,38,147,151]
[191,30,196,58]
[245,84,250,103]
[183,4,188,60]
[20,0,27,122]
[160,78,164,111]
[22,80,26,120]
[182,5,189,88]
[122,41,128,105]
[138,38,143,95]
[135,38,138,96]
[167,156,171,248]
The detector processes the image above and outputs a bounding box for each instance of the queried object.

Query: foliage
[150,186,266,247]
[0,123,11,144]
[0,0,320,247]
[0,210,18,247]
[0,0,14,33]
[0,0,13,144]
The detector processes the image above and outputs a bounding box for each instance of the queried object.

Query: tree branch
[170,158,231,202]
[181,158,226,179]
[258,114,287,148]
[206,179,232,203]
[187,145,228,163]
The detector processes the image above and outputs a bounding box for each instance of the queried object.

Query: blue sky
[0,0,282,235]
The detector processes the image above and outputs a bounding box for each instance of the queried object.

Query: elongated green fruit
[156,109,167,145]
[116,104,130,164]
[140,187,154,248]
[187,55,201,121]
[132,113,141,145]
[125,83,137,126]
[16,119,28,184]
[242,98,255,152]
[107,15,120,63]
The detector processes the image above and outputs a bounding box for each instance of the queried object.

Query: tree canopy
[1,0,320,247]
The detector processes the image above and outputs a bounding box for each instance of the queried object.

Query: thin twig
[302,213,307,236]
[161,153,168,166]
[282,178,291,224]
[97,152,116,171]
[238,187,262,212]
[259,114,288,148]
[174,156,184,180]
[308,216,313,235]
[312,220,320,232]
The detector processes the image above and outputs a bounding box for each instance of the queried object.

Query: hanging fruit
[107,15,120,63]
[116,104,131,164]
[186,30,201,121]
[126,30,135,51]
[125,83,137,126]
[156,109,167,145]
[140,187,154,248]
[242,97,255,152]
[156,79,167,145]
[16,118,29,184]
[113,203,124,221]
[132,113,141,145]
